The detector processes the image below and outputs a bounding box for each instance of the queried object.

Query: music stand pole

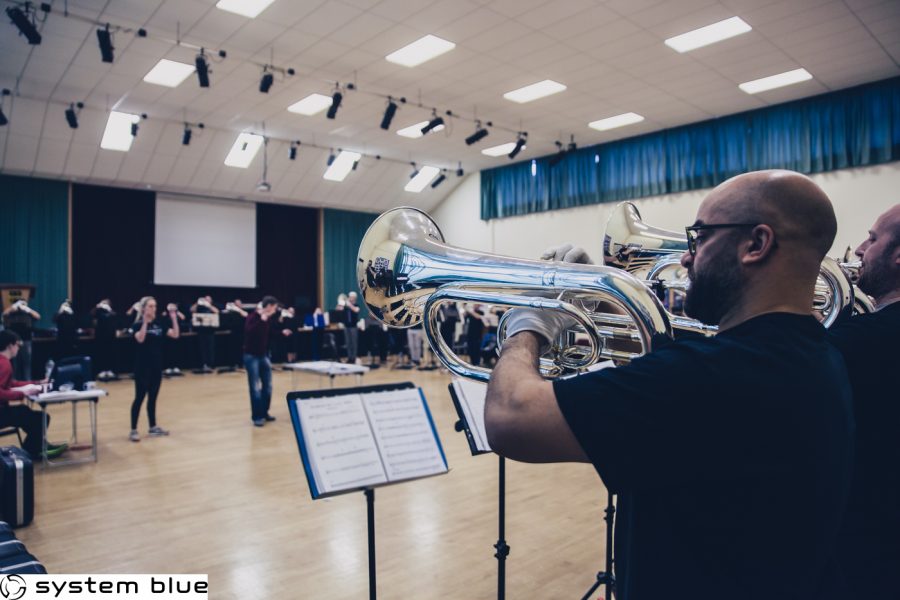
[579,490,616,600]
[495,456,510,600]
[365,488,376,600]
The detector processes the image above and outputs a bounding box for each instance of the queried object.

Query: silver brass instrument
[358,207,674,382]
[603,202,860,328]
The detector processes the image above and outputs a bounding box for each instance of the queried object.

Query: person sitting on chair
[484,170,854,600]
[828,204,900,599]
[0,330,68,459]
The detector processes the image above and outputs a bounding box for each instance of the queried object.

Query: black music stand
[288,382,449,600]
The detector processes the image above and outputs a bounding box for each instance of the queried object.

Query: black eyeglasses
[685,223,759,256]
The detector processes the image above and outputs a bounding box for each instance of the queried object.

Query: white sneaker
[148,426,170,437]
[129,430,140,442]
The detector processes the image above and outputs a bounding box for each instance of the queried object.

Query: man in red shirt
[0,330,67,459]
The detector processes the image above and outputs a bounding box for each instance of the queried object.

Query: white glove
[504,308,575,354]
[540,243,594,264]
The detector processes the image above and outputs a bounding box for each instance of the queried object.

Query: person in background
[0,330,68,459]
[221,300,248,371]
[129,297,180,442]
[91,299,118,380]
[828,204,900,599]
[244,296,279,427]
[407,323,424,367]
[162,303,187,377]
[2,300,40,380]
[304,308,328,361]
[53,299,79,361]
[439,303,460,351]
[190,296,219,373]
[464,303,486,368]
[276,306,298,364]
[338,292,361,364]
[363,313,388,368]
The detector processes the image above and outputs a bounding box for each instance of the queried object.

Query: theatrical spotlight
[259,69,273,93]
[289,141,300,160]
[508,133,527,159]
[0,89,10,126]
[431,170,446,188]
[97,24,114,63]
[327,87,342,119]
[195,50,210,87]
[456,162,464,177]
[65,102,84,129]
[420,111,444,135]
[6,6,42,45]
[548,141,565,167]
[183,122,203,145]
[409,162,419,178]
[380,97,401,130]
[131,113,147,138]
[326,149,336,166]
[465,121,490,145]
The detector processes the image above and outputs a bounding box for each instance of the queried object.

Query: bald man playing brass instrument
[828,205,900,599]
[485,170,854,600]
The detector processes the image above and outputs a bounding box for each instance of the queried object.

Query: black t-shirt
[828,301,900,594]
[553,313,853,600]
[94,308,117,339]
[131,318,170,369]
[4,312,35,341]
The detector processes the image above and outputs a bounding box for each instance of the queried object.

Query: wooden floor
[20,365,611,600]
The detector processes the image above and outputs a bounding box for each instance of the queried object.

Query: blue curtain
[482,76,900,220]
[322,209,377,316]
[0,174,69,326]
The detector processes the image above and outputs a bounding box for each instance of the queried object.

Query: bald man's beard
[857,249,897,301]
[684,253,744,326]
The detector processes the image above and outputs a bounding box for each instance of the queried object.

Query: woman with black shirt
[130,297,179,442]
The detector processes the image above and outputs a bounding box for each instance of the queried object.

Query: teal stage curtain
[482,76,900,220]
[322,208,377,315]
[0,174,69,326]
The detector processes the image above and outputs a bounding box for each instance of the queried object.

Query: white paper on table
[362,389,448,482]
[295,394,387,494]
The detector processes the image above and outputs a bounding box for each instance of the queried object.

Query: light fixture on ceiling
[481,142,518,157]
[665,17,752,53]
[289,141,300,160]
[327,84,347,119]
[323,150,361,182]
[465,120,491,145]
[182,122,202,145]
[406,165,440,193]
[430,170,447,189]
[397,120,444,138]
[548,141,566,167]
[739,68,813,94]
[456,162,464,177]
[6,5,43,45]
[215,0,276,19]
[287,93,332,116]
[409,162,419,179]
[508,133,527,159]
[100,111,142,151]
[420,110,444,135]
[259,68,274,93]
[503,80,566,104]
[195,48,227,87]
[0,89,10,127]
[143,59,196,87]
[224,132,264,168]
[97,24,114,63]
[588,112,645,132]
[386,34,455,68]
[257,137,271,192]
[326,149,336,166]
[65,102,84,129]
[381,97,403,130]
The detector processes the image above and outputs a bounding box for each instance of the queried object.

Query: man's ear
[740,224,776,265]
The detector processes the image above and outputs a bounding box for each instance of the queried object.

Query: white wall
[432,163,900,260]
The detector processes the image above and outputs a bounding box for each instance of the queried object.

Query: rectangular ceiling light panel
[405,166,440,193]
[503,79,566,103]
[100,111,140,151]
[323,151,362,182]
[224,133,265,168]
[215,0,276,18]
[481,142,520,157]
[396,120,446,138]
[386,34,456,67]
[588,112,645,131]
[287,94,334,116]
[665,17,752,53]
[739,68,812,94]
[143,59,196,87]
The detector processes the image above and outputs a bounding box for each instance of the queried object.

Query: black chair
[0,427,23,447]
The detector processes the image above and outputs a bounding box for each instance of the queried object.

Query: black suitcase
[0,552,47,574]
[0,447,34,527]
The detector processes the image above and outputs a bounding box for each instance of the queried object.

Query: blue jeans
[243,354,272,421]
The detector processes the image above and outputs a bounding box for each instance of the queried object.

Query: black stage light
[430,171,446,188]
[548,141,565,167]
[97,25,114,63]
[182,126,191,145]
[465,127,488,145]
[195,52,210,87]
[6,7,41,45]
[64,102,83,129]
[326,150,335,166]
[352,159,359,171]
[326,90,342,119]
[0,89,8,126]
[508,134,526,159]
[380,99,398,130]
[420,116,444,135]
[259,71,273,93]
[131,122,139,137]
[456,162,464,177]
[289,141,299,160]
[409,162,418,179]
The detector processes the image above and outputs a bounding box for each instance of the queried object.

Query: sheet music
[295,395,387,494]
[362,389,448,481]
[452,379,491,453]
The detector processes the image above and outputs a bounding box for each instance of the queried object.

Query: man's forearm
[486,332,543,415]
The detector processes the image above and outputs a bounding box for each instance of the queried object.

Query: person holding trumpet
[484,170,854,600]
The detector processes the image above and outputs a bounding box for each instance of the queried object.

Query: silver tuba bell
[358,207,674,382]
[602,201,860,328]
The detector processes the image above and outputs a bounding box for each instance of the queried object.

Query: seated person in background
[0,330,68,459]
[828,204,900,599]
[2,300,40,380]
[304,308,328,361]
